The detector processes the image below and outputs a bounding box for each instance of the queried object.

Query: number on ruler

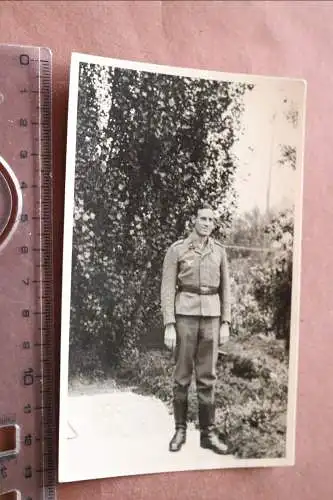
[21,214,28,222]
[19,54,30,65]
[20,181,28,189]
[22,309,30,317]
[24,434,32,446]
[22,341,31,349]
[22,277,30,286]
[20,150,28,159]
[20,246,29,254]
[23,368,34,386]
[24,404,32,414]
[20,118,28,127]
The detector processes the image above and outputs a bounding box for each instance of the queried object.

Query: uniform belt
[178,285,219,295]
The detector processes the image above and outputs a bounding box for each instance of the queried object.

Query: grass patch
[112,333,288,459]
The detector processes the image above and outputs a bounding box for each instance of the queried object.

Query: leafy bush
[69,62,252,376]
[251,210,294,347]
[228,208,294,351]
[214,335,288,458]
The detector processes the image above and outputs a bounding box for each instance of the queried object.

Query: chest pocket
[199,252,221,284]
[177,249,201,279]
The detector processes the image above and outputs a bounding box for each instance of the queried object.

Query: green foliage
[252,210,294,346]
[215,334,288,458]
[226,207,267,257]
[69,62,251,375]
[228,208,293,350]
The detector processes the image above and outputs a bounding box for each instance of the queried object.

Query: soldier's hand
[219,322,230,345]
[164,324,177,350]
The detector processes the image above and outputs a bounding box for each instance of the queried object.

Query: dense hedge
[69,62,252,375]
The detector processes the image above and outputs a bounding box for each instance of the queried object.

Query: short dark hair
[197,203,214,214]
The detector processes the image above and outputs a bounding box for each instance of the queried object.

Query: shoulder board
[214,239,225,249]
[171,239,185,248]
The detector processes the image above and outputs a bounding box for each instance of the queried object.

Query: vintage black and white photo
[59,53,306,482]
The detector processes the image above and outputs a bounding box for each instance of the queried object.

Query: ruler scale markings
[0,45,56,499]
[40,47,56,497]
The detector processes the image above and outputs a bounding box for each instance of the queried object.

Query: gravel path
[59,389,236,482]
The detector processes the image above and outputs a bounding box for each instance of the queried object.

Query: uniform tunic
[161,230,232,404]
[161,231,231,325]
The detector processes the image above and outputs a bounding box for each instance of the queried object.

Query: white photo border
[58,52,307,482]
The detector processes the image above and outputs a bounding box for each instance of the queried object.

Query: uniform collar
[187,230,213,252]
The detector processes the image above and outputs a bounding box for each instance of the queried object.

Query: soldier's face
[194,208,215,237]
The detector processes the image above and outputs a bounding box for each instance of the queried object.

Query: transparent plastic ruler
[0,44,56,500]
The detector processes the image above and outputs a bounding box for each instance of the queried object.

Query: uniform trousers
[174,315,220,405]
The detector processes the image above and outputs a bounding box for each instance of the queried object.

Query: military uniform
[161,231,231,323]
[161,230,231,454]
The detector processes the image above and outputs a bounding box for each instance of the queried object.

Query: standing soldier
[161,204,231,454]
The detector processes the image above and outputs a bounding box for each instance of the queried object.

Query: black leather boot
[199,404,228,455]
[169,400,187,452]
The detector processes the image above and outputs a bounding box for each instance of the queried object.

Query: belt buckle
[200,286,210,294]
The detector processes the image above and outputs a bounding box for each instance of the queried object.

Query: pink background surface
[1,1,332,498]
